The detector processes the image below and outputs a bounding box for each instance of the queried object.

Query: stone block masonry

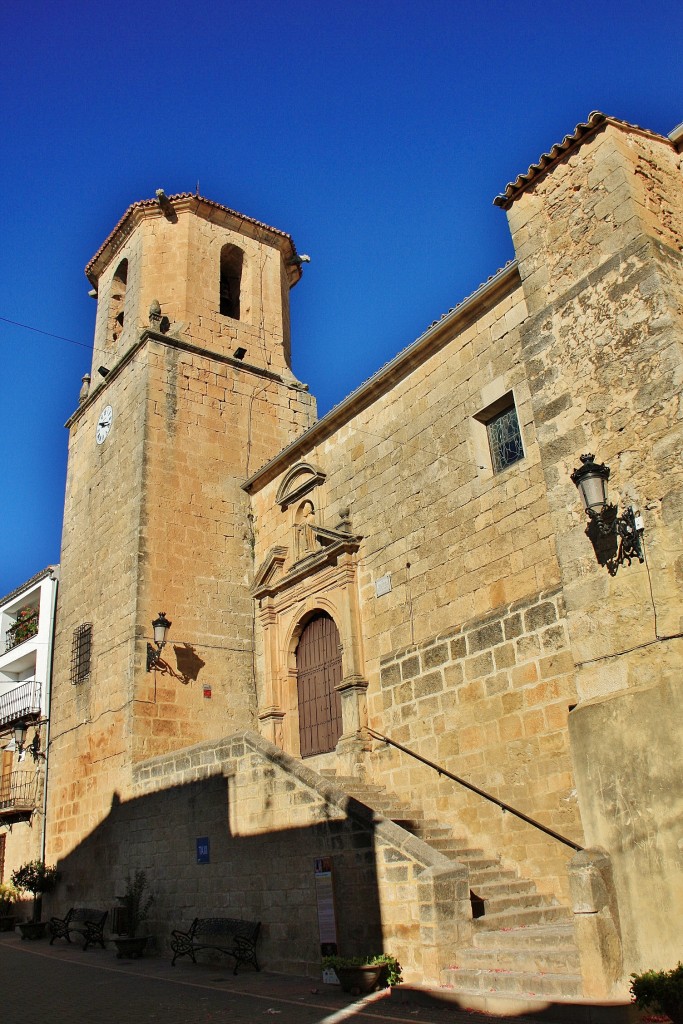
[45,731,470,985]
[373,587,582,904]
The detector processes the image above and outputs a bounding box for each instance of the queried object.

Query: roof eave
[493,112,676,210]
[243,260,521,494]
[85,193,302,287]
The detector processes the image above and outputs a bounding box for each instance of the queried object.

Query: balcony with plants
[4,606,39,653]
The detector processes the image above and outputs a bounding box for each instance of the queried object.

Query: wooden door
[296,614,343,757]
[0,750,12,804]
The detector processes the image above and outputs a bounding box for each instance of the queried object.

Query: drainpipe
[39,568,59,866]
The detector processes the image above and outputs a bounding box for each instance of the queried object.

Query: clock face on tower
[96,405,113,445]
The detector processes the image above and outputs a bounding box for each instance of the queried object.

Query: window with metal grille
[71,624,92,685]
[474,391,525,475]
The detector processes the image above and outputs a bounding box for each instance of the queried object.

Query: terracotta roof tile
[493,112,673,209]
[85,193,299,281]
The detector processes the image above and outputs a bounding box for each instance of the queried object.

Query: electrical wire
[0,316,92,351]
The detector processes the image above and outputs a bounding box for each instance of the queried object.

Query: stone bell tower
[46,192,316,866]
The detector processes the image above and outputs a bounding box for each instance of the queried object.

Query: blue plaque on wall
[196,837,210,864]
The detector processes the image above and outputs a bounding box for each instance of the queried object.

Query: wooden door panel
[296,614,342,757]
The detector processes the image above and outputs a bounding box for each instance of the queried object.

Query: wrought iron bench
[49,907,108,950]
[170,917,261,973]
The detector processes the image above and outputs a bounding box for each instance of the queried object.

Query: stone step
[455,855,503,872]
[324,769,584,999]
[468,865,527,886]
[441,967,583,999]
[476,891,560,916]
[457,942,581,975]
[474,904,572,931]
[399,823,455,840]
[472,923,577,951]
[426,838,487,854]
[468,877,537,899]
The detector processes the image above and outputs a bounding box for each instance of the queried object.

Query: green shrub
[121,870,154,937]
[11,861,58,922]
[322,953,403,987]
[0,882,20,910]
[630,962,683,1019]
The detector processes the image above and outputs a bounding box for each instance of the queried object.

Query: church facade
[44,113,682,1003]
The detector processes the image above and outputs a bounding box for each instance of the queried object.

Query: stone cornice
[253,534,362,601]
[65,329,293,429]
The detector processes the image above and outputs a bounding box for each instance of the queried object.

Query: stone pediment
[252,546,288,595]
[275,462,326,510]
[253,528,362,601]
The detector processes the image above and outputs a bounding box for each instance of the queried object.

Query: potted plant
[113,870,154,958]
[322,954,402,994]
[5,606,39,650]
[11,860,58,939]
[631,962,683,1024]
[0,881,20,932]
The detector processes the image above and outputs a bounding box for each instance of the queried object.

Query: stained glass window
[487,404,524,473]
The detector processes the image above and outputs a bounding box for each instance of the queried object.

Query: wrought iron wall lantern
[571,454,645,572]
[13,721,45,763]
[146,612,172,671]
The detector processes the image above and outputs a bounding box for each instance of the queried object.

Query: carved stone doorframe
[253,535,368,772]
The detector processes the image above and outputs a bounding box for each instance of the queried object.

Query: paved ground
[0,932,639,1024]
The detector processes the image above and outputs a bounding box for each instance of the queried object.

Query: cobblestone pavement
[0,933,635,1024]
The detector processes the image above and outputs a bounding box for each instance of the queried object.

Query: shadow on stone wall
[45,772,384,974]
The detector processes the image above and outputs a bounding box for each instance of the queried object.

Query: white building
[0,566,59,880]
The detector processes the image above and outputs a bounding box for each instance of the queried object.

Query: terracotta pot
[335,963,389,994]
[114,935,149,959]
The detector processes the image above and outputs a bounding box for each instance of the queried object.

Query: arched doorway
[296,612,343,757]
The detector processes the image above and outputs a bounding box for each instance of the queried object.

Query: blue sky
[1,0,681,598]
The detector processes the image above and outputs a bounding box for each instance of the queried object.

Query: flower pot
[19,921,48,940]
[0,915,17,932]
[114,935,149,959]
[335,963,389,994]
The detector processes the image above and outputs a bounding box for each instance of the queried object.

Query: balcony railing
[0,680,42,728]
[0,770,41,819]
[4,610,39,653]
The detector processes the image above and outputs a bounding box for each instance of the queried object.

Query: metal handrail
[366,727,583,852]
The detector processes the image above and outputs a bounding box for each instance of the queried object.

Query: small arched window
[108,259,128,345]
[219,244,243,320]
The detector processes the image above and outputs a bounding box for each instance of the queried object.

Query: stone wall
[569,674,683,973]
[373,586,582,901]
[48,199,316,868]
[249,267,583,901]
[505,118,683,976]
[46,731,470,984]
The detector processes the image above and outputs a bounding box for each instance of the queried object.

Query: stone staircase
[324,772,583,1002]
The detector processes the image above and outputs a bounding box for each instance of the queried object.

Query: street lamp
[146,612,172,671]
[571,454,644,569]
